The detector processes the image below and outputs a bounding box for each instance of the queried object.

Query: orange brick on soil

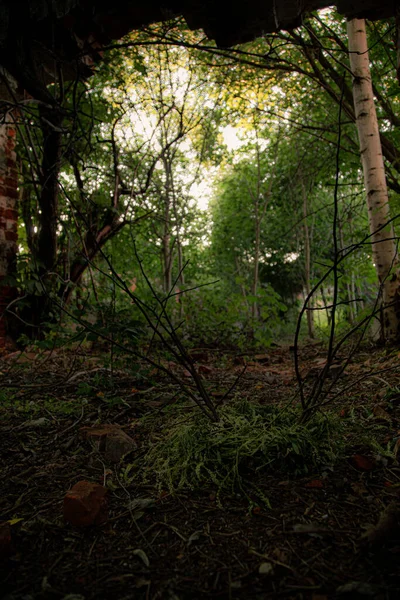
[63,481,108,527]
[350,454,376,471]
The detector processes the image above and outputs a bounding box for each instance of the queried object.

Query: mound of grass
[140,398,344,503]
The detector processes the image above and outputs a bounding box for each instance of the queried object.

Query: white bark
[347,18,400,341]
[396,8,400,85]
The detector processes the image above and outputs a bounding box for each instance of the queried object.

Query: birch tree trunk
[347,18,400,342]
[396,8,400,85]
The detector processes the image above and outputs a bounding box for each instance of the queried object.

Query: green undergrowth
[132,398,345,505]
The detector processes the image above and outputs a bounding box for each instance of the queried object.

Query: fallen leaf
[230,580,242,589]
[24,417,49,428]
[187,531,202,545]
[128,498,155,511]
[393,438,400,457]
[133,548,150,567]
[293,523,329,536]
[7,517,23,526]
[253,354,269,364]
[351,482,368,496]
[305,479,324,489]
[304,502,315,516]
[210,391,225,398]
[373,405,391,421]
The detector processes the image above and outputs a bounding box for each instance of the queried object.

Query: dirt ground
[1,342,400,599]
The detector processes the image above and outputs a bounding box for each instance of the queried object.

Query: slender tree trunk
[252,215,260,320]
[350,271,357,320]
[301,177,314,338]
[37,105,63,274]
[347,18,400,342]
[170,169,185,316]
[339,219,355,324]
[320,286,331,326]
[162,199,172,294]
[161,155,175,295]
[0,115,18,346]
[234,254,250,314]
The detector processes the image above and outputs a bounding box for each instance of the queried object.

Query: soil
[1,341,400,600]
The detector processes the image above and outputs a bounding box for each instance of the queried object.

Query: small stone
[104,430,137,463]
[25,417,50,428]
[336,581,376,596]
[258,562,274,576]
[0,522,12,558]
[80,424,136,463]
[63,481,108,527]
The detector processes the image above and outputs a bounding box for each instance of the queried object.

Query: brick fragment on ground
[63,481,108,527]
[0,522,12,557]
[350,454,376,471]
[80,424,136,463]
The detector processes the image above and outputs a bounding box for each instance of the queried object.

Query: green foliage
[177,281,286,348]
[12,13,399,349]
[140,398,344,502]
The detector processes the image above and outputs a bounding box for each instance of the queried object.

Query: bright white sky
[191,126,245,210]
[222,125,244,151]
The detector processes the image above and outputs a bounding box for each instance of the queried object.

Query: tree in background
[347,18,400,341]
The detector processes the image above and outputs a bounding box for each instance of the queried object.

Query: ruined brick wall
[0,118,18,345]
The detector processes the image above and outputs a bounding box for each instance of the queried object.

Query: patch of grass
[0,389,86,418]
[138,398,344,504]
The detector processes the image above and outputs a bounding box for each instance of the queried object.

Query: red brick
[4,176,17,188]
[6,223,17,233]
[6,158,16,169]
[350,454,376,471]
[4,209,18,220]
[0,185,19,199]
[4,231,17,242]
[63,481,108,527]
